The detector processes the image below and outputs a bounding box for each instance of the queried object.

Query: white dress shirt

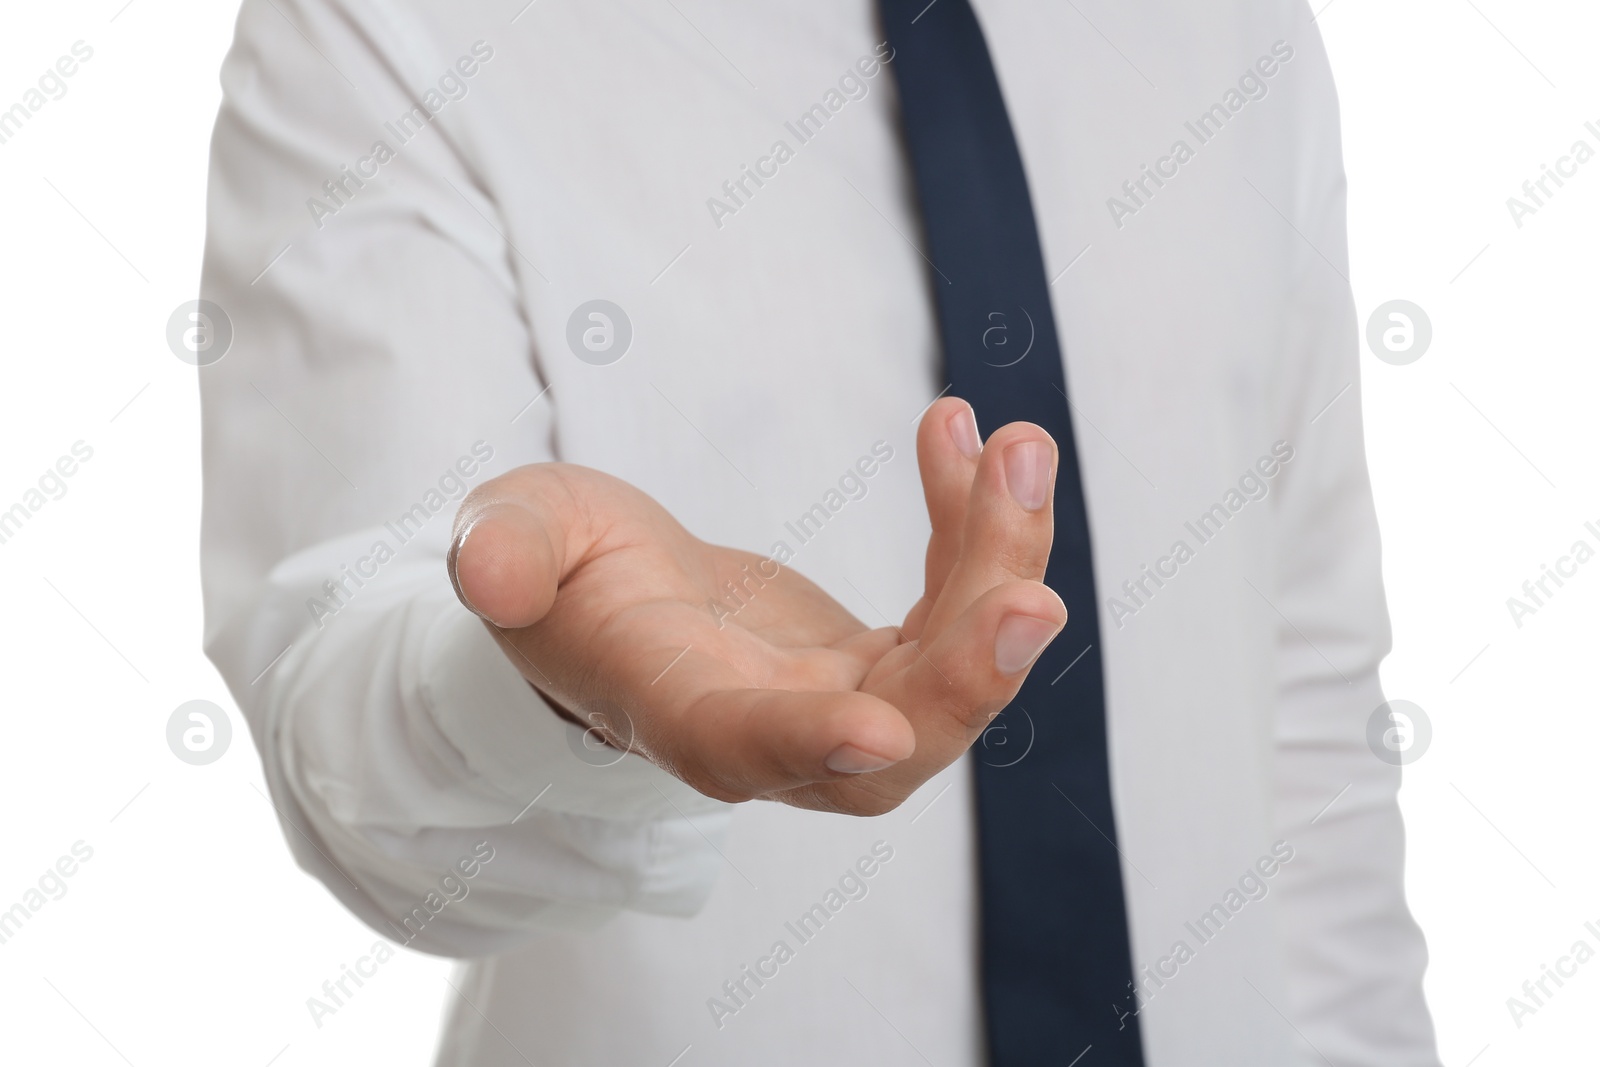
[198,1,1440,1063]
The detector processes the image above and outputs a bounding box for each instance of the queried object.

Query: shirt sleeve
[197,0,731,958]
[1262,24,1441,1067]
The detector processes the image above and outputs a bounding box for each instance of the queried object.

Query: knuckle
[953,694,1012,734]
[994,540,1050,579]
[916,653,997,721]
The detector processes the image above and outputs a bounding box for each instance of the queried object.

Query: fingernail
[825,744,897,775]
[446,524,481,616]
[948,405,981,458]
[994,614,1060,674]
[1004,440,1051,511]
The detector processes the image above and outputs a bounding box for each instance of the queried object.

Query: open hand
[447,397,1064,816]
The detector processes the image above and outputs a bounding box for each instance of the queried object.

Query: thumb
[448,465,587,628]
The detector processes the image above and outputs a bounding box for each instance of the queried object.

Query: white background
[0,1,1595,1064]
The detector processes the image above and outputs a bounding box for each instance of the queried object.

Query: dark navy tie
[878,2,1146,1062]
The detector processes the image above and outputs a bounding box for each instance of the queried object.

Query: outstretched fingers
[916,420,1058,645]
